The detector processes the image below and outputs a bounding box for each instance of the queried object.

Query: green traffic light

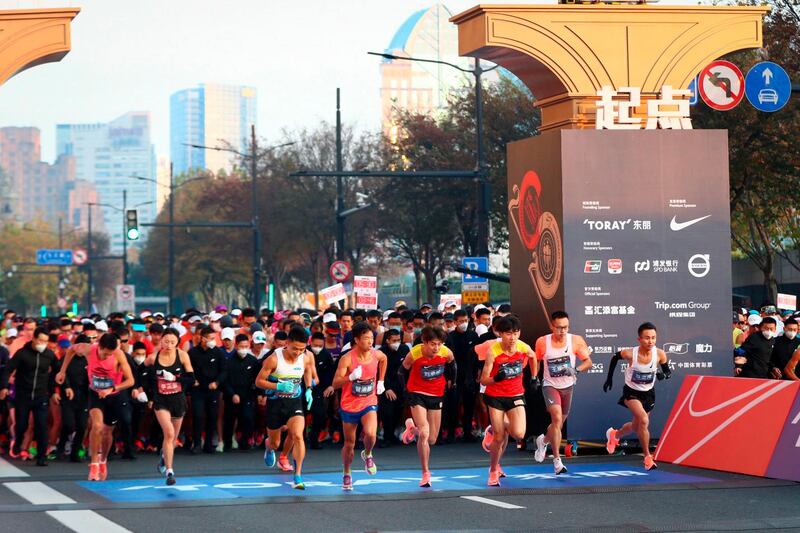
[126,227,140,240]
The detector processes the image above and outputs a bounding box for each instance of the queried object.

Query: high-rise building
[0,126,76,225]
[56,112,157,254]
[380,4,474,139]
[170,83,257,176]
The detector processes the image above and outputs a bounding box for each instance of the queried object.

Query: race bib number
[421,364,445,381]
[352,378,374,397]
[157,378,182,395]
[91,375,114,391]
[499,360,523,379]
[631,370,655,385]
[547,356,571,378]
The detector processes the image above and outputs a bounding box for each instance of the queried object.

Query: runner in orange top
[332,321,387,491]
[398,325,455,487]
[478,316,537,487]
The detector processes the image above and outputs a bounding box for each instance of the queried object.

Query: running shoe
[644,455,658,471]
[342,473,353,491]
[157,453,166,475]
[487,469,501,487]
[419,471,431,488]
[166,470,176,486]
[534,434,547,463]
[293,475,305,490]
[332,431,341,444]
[19,450,31,461]
[606,427,620,454]
[481,425,494,453]
[401,418,416,445]
[8,441,19,459]
[553,457,567,475]
[87,463,100,481]
[361,450,377,475]
[98,462,107,481]
[264,448,276,468]
[277,454,294,472]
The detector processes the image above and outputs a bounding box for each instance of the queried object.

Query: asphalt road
[0,442,798,533]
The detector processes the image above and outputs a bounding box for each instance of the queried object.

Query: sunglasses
[86,335,98,341]
[736,321,746,326]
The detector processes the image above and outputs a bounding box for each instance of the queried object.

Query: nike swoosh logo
[670,215,711,231]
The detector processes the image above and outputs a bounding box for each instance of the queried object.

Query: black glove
[529,376,541,392]
[659,362,672,380]
[602,378,613,393]
[493,368,508,382]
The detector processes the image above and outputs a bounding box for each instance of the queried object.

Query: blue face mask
[304,327,311,335]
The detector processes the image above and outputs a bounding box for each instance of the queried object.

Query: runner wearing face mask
[56,333,90,462]
[771,319,800,380]
[129,342,152,453]
[222,334,259,451]
[445,310,480,443]
[378,329,408,447]
[308,332,336,449]
[187,327,227,453]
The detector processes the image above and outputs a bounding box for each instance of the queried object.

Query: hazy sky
[0,0,701,163]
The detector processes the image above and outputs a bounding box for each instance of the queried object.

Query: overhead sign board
[36,249,73,266]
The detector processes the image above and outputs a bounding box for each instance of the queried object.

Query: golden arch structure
[451,5,768,130]
[0,8,79,86]
[450,4,770,442]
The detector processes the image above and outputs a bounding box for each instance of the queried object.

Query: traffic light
[40,305,47,318]
[267,283,275,310]
[126,209,140,240]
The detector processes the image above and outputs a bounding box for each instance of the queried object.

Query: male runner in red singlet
[57,333,134,481]
[332,321,387,491]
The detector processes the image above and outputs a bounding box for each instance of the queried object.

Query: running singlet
[87,344,122,393]
[154,350,185,395]
[406,344,450,397]
[541,334,577,389]
[484,340,530,398]
[340,350,379,412]
[266,348,305,399]
[624,346,658,391]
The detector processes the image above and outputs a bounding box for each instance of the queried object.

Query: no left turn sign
[699,60,745,111]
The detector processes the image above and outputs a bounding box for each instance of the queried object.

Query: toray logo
[664,342,689,355]
[607,259,623,274]
[583,219,632,231]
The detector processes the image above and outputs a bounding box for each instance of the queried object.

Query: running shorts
[266,397,304,430]
[482,394,525,412]
[618,385,655,413]
[542,386,574,417]
[153,392,187,419]
[407,392,444,411]
[88,390,127,426]
[339,404,378,425]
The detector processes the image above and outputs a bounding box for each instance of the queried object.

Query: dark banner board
[507,130,732,440]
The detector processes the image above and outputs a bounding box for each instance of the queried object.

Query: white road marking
[460,495,525,509]
[46,510,132,533]
[4,481,75,504]
[0,457,29,478]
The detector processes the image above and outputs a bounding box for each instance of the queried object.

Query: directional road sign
[745,61,791,112]
[36,249,73,266]
[461,257,488,284]
[699,60,745,111]
[329,261,352,282]
[687,76,699,106]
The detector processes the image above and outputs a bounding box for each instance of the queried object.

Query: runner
[533,311,592,474]
[332,321,388,491]
[255,326,314,490]
[478,315,536,486]
[56,333,135,481]
[602,322,670,470]
[147,329,195,485]
[398,325,456,487]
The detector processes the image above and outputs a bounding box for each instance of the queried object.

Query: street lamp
[186,132,294,310]
[368,51,499,257]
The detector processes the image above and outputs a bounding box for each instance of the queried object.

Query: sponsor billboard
[507,130,732,439]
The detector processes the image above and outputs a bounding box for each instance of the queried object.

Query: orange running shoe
[419,471,432,488]
[318,430,329,443]
[644,455,658,471]
[401,418,417,445]
[332,431,341,444]
[277,454,294,472]
[606,427,620,454]
[487,469,500,487]
[481,425,494,453]
[98,462,107,481]
[88,463,100,481]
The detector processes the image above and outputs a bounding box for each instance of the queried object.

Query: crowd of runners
[0,302,674,489]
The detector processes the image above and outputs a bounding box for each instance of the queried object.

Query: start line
[79,463,715,503]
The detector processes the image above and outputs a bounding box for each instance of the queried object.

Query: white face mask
[457,323,468,333]
[785,331,797,340]
[236,349,248,358]
[762,330,776,340]
[310,346,322,355]
[134,356,146,365]
[34,343,46,353]
[206,340,217,349]
[388,342,401,352]
[446,326,455,333]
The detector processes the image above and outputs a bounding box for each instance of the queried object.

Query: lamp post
[368,51,498,257]
[185,134,294,310]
